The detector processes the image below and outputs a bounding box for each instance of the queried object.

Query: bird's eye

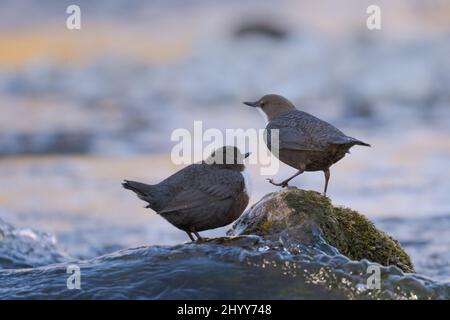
[260,102,265,107]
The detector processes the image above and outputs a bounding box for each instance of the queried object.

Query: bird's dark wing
[158,170,244,214]
[266,118,325,151]
[267,111,354,151]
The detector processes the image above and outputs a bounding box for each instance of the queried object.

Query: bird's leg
[193,230,204,242]
[323,168,330,196]
[267,170,304,188]
[186,232,195,242]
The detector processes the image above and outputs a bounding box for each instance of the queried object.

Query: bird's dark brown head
[205,146,250,171]
[244,94,296,121]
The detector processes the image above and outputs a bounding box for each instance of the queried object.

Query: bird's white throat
[257,107,269,125]
[241,169,252,195]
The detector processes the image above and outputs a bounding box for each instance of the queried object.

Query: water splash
[0,218,70,269]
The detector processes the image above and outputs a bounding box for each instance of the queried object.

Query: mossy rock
[228,188,414,273]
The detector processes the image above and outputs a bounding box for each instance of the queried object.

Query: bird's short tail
[354,140,371,147]
[122,180,151,195]
[122,180,156,208]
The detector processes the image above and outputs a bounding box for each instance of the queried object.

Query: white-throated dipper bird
[244,94,370,195]
[122,146,251,241]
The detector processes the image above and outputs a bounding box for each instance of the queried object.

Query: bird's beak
[243,101,257,107]
[244,152,251,159]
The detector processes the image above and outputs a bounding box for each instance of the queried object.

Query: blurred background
[0,0,449,281]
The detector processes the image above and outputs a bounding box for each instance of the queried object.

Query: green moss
[260,219,273,234]
[283,189,414,273]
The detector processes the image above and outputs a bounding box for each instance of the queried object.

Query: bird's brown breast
[225,192,249,224]
[277,145,349,171]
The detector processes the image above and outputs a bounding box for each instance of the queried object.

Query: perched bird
[122,146,251,241]
[244,94,370,195]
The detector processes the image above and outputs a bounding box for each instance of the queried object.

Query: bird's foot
[266,178,289,188]
[193,231,205,242]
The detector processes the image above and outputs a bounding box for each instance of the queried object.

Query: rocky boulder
[228,188,414,273]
